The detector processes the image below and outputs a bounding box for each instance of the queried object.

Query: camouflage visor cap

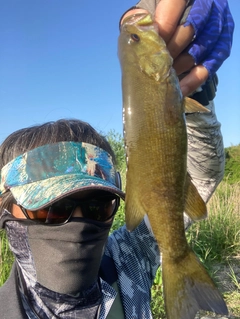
[0,141,125,210]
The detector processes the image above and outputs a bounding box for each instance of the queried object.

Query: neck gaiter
[4,215,112,318]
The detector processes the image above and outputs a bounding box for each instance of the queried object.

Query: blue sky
[0,0,239,147]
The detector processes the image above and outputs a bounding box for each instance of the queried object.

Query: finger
[167,24,194,59]
[155,0,187,43]
[173,52,195,75]
[179,65,209,97]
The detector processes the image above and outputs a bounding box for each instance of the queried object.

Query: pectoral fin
[184,97,210,113]
[184,173,207,221]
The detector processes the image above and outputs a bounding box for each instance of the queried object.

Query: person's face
[11,190,119,224]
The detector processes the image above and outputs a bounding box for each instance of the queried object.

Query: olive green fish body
[120,14,189,258]
[119,13,228,319]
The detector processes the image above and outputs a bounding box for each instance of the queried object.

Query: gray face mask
[5,217,112,295]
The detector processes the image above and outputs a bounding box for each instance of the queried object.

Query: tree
[106,130,126,174]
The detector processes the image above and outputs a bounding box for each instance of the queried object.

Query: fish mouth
[121,13,159,33]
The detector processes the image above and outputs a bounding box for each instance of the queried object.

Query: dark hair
[0,119,116,212]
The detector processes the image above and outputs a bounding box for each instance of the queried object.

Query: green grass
[151,267,165,318]
[188,182,240,264]
[0,229,14,286]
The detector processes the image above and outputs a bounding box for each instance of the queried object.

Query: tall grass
[188,181,240,264]
[0,229,14,286]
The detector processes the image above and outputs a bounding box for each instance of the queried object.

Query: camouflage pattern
[0,142,124,210]
[104,219,160,318]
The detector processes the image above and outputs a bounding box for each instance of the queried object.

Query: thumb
[179,65,209,97]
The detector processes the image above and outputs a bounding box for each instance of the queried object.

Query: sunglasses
[20,194,120,225]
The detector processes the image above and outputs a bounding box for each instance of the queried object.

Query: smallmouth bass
[118,13,228,319]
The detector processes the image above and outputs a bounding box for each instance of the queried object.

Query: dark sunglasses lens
[24,199,75,225]
[23,195,119,224]
[81,197,118,222]
[45,200,75,224]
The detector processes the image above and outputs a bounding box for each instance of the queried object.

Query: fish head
[118,13,173,82]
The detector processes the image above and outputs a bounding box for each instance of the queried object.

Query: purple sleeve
[184,0,234,77]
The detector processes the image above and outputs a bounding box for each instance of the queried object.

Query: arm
[121,0,234,96]
[155,0,190,44]
[106,217,160,285]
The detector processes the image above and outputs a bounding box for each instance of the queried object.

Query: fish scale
[118,13,228,319]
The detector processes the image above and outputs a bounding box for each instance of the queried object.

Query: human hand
[156,0,234,96]
[121,0,234,96]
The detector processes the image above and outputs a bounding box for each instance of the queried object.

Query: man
[0,119,159,318]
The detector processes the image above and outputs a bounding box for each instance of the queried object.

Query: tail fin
[162,250,228,319]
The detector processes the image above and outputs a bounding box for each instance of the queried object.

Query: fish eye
[131,34,140,42]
